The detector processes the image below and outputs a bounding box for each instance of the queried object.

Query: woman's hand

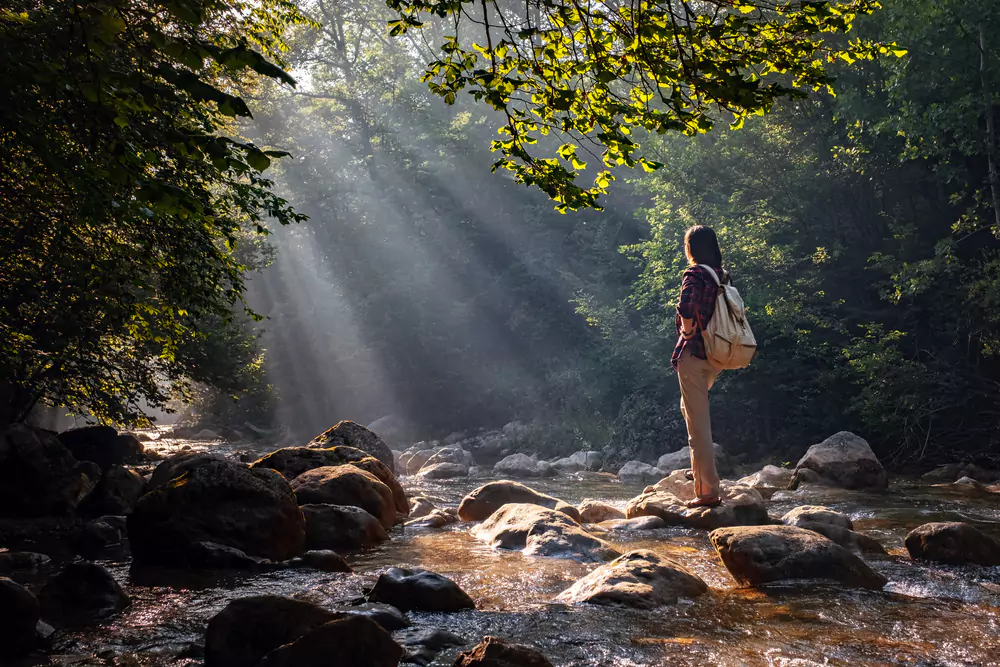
[680,316,696,339]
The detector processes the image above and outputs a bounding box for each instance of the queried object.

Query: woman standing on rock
[673,226,726,508]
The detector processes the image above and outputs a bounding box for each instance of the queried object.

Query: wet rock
[473,503,619,562]
[58,426,145,470]
[410,496,436,519]
[950,476,987,493]
[405,509,459,529]
[338,602,409,631]
[656,443,731,475]
[737,465,795,499]
[195,428,222,440]
[259,615,402,667]
[301,503,389,550]
[458,481,581,522]
[75,518,125,558]
[616,460,666,484]
[367,567,475,612]
[147,451,227,490]
[551,451,602,474]
[625,482,768,531]
[556,549,708,608]
[404,449,436,476]
[422,445,475,469]
[205,596,340,667]
[781,506,854,531]
[790,431,887,490]
[251,446,408,517]
[398,627,466,666]
[185,541,272,569]
[38,562,130,627]
[308,420,394,470]
[455,636,554,667]
[0,551,51,577]
[79,464,145,516]
[709,525,887,589]
[578,499,625,523]
[904,522,1000,566]
[291,465,396,529]
[129,460,305,566]
[0,424,92,517]
[792,523,887,556]
[494,453,555,478]
[285,550,352,572]
[921,463,965,484]
[0,577,40,659]
[418,462,470,479]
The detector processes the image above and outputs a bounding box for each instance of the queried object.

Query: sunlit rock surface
[656,443,732,475]
[782,505,854,530]
[577,499,625,523]
[790,431,888,490]
[472,503,618,562]
[556,549,708,608]
[307,420,394,470]
[417,462,470,479]
[616,460,665,484]
[737,464,794,499]
[290,465,396,529]
[905,522,1000,566]
[625,472,769,530]
[458,481,580,522]
[710,525,887,589]
[493,453,555,478]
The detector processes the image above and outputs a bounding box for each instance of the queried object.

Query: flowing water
[42,438,1000,667]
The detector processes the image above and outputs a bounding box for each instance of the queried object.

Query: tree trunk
[980,24,1000,231]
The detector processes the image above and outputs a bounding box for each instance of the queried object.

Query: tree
[0,1,307,426]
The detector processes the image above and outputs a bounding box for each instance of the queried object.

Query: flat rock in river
[625,483,769,531]
[709,525,887,589]
[472,503,618,562]
[556,549,708,608]
[578,499,625,523]
[781,505,854,531]
[904,522,1000,566]
[458,481,581,522]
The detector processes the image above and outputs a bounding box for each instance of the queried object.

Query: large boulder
[555,549,708,608]
[737,465,795,499]
[709,525,887,589]
[417,462,470,479]
[472,504,618,562]
[616,460,666,484]
[0,424,92,517]
[258,616,402,667]
[367,567,475,612]
[79,464,145,516]
[656,443,731,475]
[128,460,305,566]
[625,475,769,530]
[402,448,436,476]
[904,522,1000,566]
[308,421,394,470]
[58,426,145,470]
[290,465,396,529]
[551,451,602,474]
[251,446,407,517]
[493,453,555,478]
[455,636,553,667]
[409,496,437,519]
[781,505,886,555]
[790,432,887,490]
[38,562,130,627]
[147,451,227,490]
[578,499,625,524]
[205,596,339,667]
[458,481,581,522]
[420,446,474,469]
[781,506,854,531]
[0,577,40,659]
[301,504,389,550]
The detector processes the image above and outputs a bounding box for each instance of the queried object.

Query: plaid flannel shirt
[671,264,722,369]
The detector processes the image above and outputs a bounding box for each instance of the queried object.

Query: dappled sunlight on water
[49,447,1000,666]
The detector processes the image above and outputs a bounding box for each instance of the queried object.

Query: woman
[672,225,725,508]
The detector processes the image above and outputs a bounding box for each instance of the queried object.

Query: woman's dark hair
[684,225,723,267]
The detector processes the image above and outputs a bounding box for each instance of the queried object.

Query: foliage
[388,0,893,211]
[0,0,306,426]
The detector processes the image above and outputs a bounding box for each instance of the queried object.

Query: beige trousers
[677,349,721,499]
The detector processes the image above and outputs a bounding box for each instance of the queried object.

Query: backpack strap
[697,264,721,286]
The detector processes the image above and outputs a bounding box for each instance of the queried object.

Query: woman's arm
[676,268,703,336]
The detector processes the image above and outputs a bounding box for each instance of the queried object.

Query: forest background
[3,0,999,468]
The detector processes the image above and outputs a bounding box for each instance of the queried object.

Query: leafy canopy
[388,0,896,210]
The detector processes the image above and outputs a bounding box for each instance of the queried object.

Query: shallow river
[48,439,1000,667]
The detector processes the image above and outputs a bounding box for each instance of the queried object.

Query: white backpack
[697,265,757,370]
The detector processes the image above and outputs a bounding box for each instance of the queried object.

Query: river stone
[617,460,666,484]
[367,567,475,612]
[625,487,769,531]
[458,481,581,522]
[285,550,352,573]
[455,636,553,667]
[308,420,394,470]
[205,596,339,667]
[0,551,51,576]
[410,496,436,519]
[38,562,130,627]
[290,465,396,529]
[336,603,409,631]
[556,549,708,608]
[259,616,402,667]
[398,626,466,665]
[904,522,1000,566]
[790,431,887,490]
[709,525,887,589]
[601,516,668,532]
[251,446,407,516]
[578,499,625,523]
[0,424,92,517]
[417,462,470,479]
[656,443,731,475]
[794,522,887,556]
[148,451,227,490]
[58,426,145,470]
[782,506,854,531]
[405,509,458,528]
[493,453,555,478]
[404,449,436,476]
[128,460,305,566]
[80,464,145,516]
[0,577,40,658]
[473,503,619,562]
[737,465,795,499]
[301,504,388,550]
[421,445,474,469]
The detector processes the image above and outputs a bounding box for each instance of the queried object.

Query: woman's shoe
[685,496,722,508]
